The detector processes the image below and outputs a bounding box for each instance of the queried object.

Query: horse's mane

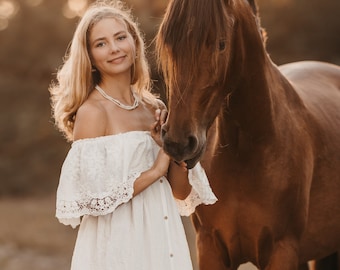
[156,0,235,90]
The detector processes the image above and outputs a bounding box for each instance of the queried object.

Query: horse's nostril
[161,132,199,162]
[188,135,198,152]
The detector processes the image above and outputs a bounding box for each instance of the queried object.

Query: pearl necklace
[95,85,139,110]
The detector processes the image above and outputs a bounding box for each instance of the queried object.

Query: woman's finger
[160,109,168,125]
[155,108,161,121]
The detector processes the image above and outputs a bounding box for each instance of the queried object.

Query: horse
[156,0,340,269]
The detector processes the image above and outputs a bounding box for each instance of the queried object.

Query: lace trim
[175,166,218,216]
[176,188,218,216]
[56,173,139,221]
[175,188,202,216]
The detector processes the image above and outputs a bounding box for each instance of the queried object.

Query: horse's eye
[219,40,226,51]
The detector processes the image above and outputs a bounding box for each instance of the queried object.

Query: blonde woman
[49,1,217,269]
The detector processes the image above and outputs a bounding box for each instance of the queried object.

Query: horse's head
[156,0,263,168]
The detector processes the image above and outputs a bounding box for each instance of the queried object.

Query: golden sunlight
[25,0,44,7]
[0,0,20,30]
[62,0,88,19]
[0,0,19,19]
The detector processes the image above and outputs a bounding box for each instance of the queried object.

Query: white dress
[56,131,217,270]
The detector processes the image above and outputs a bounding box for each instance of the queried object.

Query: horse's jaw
[183,144,206,169]
[164,145,205,169]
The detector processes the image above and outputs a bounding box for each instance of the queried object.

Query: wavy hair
[49,0,157,141]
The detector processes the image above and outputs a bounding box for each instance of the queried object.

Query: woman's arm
[150,106,192,200]
[167,161,192,200]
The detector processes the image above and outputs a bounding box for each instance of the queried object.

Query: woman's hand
[151,149,171,178]
[150,108,168,146]
[172,160,188,172]
[133,149,170,197]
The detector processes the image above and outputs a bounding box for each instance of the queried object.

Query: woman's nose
[110,41,120,53]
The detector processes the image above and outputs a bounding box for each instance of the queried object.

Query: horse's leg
[314,253,338,270]
[192,215,232,270]
[298,263,310,270]
[264,239,300,270]
[195,228,232,270]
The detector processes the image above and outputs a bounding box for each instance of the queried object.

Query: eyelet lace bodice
[56,131,217,227]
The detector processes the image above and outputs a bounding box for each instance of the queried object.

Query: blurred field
[0,195,257,270]
[0,195,76,270]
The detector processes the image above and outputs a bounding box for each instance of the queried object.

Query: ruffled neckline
[72,130,151,145]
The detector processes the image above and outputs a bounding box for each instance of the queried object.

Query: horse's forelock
[157,0,233,92]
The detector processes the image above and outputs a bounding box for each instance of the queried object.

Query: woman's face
[89,17,136,80]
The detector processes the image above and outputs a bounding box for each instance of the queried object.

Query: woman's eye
[96,42,105,48]
[117,35,127,41]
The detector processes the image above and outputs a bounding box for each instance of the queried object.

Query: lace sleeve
[175,162,217,216]
[55,135,154,227]
[56,173,138,228]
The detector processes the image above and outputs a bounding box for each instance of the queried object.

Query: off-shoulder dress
[56,131,217,270]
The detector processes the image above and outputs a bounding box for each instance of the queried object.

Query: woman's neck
[99,73,133,101]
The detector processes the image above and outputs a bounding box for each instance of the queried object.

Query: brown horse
[156,0,340,269]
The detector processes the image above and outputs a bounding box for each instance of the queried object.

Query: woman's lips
[108,55,126,64]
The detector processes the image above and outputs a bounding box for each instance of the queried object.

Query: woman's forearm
[167,161,192,200]
[133,169,160,196]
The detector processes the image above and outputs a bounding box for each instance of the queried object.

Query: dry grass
[0,195,256,270]
[0,195,76,270]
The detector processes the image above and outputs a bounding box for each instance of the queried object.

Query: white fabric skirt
[70,179,193,270]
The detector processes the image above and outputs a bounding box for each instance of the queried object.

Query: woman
[49,1,217,269]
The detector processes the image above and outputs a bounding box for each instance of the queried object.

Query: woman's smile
[108,55,127,64]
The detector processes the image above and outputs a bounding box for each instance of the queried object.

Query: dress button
[170,253,174,258]
[160,179,163,183]
[164,216,168,220]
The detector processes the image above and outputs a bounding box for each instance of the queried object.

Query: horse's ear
[246,0,258,15]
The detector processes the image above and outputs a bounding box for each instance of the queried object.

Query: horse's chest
[200,167,290,238]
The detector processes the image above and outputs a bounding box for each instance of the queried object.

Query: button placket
[159,177,175,269]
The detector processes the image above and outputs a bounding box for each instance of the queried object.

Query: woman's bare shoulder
[73,100,107,140]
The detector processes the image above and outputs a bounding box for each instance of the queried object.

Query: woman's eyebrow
[92,37,106,44]
[113,30,127,37]
[92,31,127,45]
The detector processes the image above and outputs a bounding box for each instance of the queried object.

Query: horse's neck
[221,14,270,138]
[224,60,297,148]
[229,62,275,137]
[226,14,299,142]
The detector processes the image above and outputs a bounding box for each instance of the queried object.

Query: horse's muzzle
[161,126,204,169]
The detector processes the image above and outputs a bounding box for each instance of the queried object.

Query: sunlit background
[0,0,339,269]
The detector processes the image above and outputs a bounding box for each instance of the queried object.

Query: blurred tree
[258,0,340,64]
[0,0,339,197]
[0,0,78,196]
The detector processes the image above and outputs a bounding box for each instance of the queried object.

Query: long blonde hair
[49,0,157,141]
